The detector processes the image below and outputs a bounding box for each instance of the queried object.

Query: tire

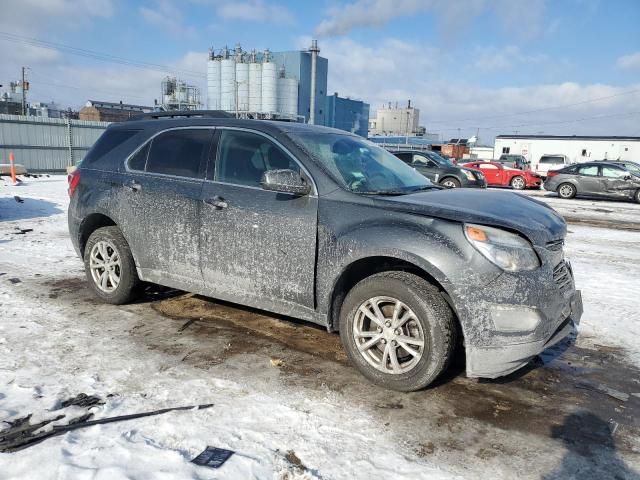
[440,177,461,189]
[634,190,640,204]
[557,182,577,199]
[339,271,456,392]
[510,176,526,190]
[83,226,141,304]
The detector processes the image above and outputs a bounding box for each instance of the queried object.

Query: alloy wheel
[352,296,426,374]
[89,240,121,293]
[559,184,575,198]
[511,177,525,189]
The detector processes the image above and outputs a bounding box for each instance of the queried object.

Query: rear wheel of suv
[558,183,577,199]
[84,226,141,305]
[510,176,526,190]
[440,177,461,189]
[339,271,456,392]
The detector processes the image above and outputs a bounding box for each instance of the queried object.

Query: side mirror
[261,169,311,196]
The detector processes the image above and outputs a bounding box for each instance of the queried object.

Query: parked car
[68,115,582,391]
[534,154,571,178]
[391,150,487,188]
[544,161,640,202]
[461,161,542,190]
[497,154,531,170]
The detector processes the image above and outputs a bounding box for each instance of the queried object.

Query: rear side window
[145,129,212,178]
[395,153,413,164]
[128,143,150,171]
[540,156,565,164]
[83,129,139,166]
[578,165,598,176]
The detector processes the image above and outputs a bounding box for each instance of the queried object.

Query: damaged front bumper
[466,290,582,378]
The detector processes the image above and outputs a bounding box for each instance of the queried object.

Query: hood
[374,188,566,246]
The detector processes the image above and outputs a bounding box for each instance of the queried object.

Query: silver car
[544,160,640,202]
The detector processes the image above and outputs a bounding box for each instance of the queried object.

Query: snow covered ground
[1,176,639,479]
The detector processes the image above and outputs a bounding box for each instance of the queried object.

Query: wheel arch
[439,175,461,186]
[78,213,118,257]
[326,255,462,339]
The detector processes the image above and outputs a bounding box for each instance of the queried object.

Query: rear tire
[510,176,526,190]
[558,182,577,199]
[440,177,461,189]
[339,271,456,392]
[83,226,141,304]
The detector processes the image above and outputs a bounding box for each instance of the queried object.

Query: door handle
[124,181,142,192]
[204,195,228,209]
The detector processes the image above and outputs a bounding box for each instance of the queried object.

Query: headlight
[463,169,475,181]
[464,223,540,271]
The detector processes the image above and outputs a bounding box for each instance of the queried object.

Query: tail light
[546,171,559,178]
[68,169,81,197]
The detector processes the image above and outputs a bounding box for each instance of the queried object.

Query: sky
[0,0,639,142]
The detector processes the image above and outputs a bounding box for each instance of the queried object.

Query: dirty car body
[68,117,582,390]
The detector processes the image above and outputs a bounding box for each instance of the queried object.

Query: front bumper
[466,290,582,378]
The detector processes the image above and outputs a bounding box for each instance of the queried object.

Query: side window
[145,129,212,179]
[601,166,627,178]
[83,129,139,166]
[216,130,299,187]
[129,143,150,171]
[578,165,598,176]
[395,153,412,164]
[412,155,430,165]
[479,163,498,170]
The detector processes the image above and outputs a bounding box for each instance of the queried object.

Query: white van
[535,154,570,178]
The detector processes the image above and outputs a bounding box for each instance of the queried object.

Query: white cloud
[314,37,640,140]
[216,0,294,24]
[139,0,197,38]
[315,0,546,39]
[471,46,548,72]
[617,52,640,70]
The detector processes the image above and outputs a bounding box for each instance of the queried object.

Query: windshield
[424,151,454,167]
[290,132,433,194]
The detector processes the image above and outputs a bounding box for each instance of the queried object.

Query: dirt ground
[46,275,640,479]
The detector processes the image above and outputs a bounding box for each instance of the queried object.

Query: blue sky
[1,0,639,140]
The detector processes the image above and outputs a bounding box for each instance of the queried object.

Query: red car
[460,161,541,190]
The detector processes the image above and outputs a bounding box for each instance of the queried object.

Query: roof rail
[127,110,234,121]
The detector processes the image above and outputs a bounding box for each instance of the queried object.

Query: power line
[0,31,205,79]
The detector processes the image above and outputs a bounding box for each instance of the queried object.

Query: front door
[126,127,213,288]
[599,164,637,198]
[478,163,501,185]
[199,128,318,315]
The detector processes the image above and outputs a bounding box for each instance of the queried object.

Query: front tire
[440,177,461,189]
[558,182,577,199]
[339,271,456,392]
[510,176,526,190]
[83,226,141,304]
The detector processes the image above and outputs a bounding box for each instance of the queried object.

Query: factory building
[325,93,369,137]
[79,100,153,122]
[494,135,640,164]
[161,77,201,111]
[369,101,420,136]
[206,40,369,136]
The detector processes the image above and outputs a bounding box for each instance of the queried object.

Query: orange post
[9,151,17,185]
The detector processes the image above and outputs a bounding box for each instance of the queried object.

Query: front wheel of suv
[83,226,141,305]
[339,271,456,392]
[440,177,461,189]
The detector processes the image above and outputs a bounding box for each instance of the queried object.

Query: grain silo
[235,52,249,112]
[248,50,262,113]
[206,48,221,110]
[261,49,277,114]
[219,46,236,111]
[277,66,298,117]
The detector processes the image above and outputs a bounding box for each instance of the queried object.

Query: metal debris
[191,446,235,469]
[58,393,104,409]
[575,382,629,402]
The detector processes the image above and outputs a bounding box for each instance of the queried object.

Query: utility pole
[21,66,27,116]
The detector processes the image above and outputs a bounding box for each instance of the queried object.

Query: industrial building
[494,135,640,164]
[368,101,420,136]
[206,40,369,136]
[79,100,153,122]
[325,93,369,137]
[160,77,201,111]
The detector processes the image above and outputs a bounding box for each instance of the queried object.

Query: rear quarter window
[82,129,140,168]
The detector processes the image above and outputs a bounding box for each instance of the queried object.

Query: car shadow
[542,411,640,480]
[0,196,63,222]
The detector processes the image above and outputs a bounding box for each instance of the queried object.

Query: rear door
[411,154,440,182]
[126,127,213,287]
[575,164,601,195]
[199,128,318,314]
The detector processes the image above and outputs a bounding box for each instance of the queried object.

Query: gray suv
[68,115,583,391]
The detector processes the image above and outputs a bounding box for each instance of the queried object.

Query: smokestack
[408,99,411,108]
[309,39,320,125]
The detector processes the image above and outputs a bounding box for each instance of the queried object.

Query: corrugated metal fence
[0,114,108,172]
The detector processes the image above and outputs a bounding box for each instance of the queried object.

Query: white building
[494,135,640,164]
[369,101,420,136]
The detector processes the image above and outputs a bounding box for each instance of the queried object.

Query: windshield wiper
[358,190,409,196]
